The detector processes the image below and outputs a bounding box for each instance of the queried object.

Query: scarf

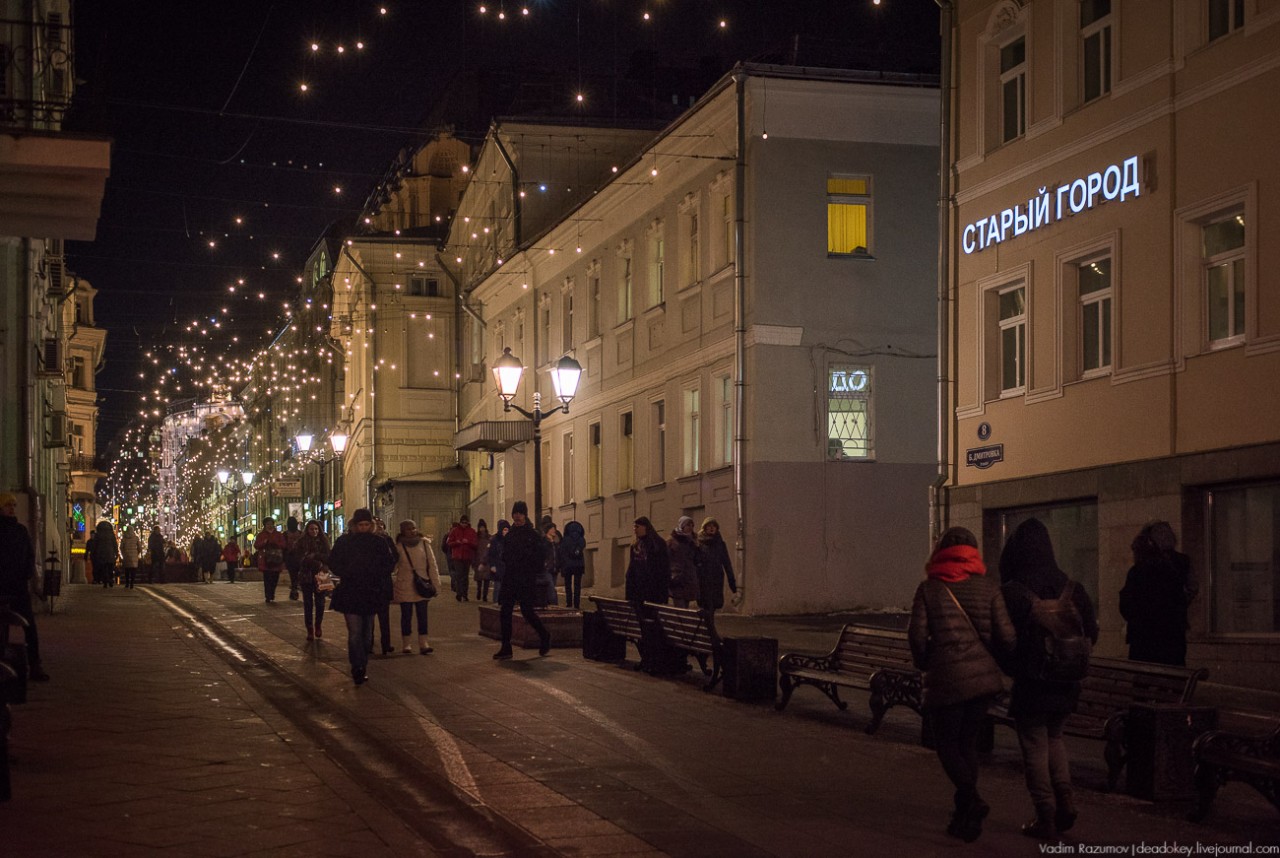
[925,545,986,582]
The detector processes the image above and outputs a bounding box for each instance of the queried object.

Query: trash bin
[721,636,778,702]
[1126,703,1218,801]
[582,611,626,662]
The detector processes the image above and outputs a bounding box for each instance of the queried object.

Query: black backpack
[1022,581,1091,682]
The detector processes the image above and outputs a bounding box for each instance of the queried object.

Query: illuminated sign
[962,156,1141,255]
[829,369,869,394]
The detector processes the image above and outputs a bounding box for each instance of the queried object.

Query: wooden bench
[988,656,1208,790]
[588,596,645,662]
[645,602,723,692]
[1190,726,1280,822]
[1,606,31,802]
[776,624,921,734]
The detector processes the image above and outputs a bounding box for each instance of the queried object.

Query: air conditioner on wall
[46,257,65,297]
[46,411,67,448]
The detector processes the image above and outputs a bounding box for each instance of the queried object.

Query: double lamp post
[293,430,347,534]
[215,469,254,542]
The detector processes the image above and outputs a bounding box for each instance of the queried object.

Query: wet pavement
[2,582,1277,856]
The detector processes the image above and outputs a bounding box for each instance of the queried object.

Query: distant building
[450,65,941,614]
[64,277,106,571]
[945,2,1280,687]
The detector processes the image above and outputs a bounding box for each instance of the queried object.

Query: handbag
[404,544,437,599]
[314,570,335,592]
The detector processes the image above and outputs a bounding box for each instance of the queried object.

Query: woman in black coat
[1119,521,1194,667]
[625,517,673,674]
[1000,518,1099,839]
[696,517,737,614]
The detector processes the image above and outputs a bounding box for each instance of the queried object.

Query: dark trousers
[123,567,137,588]
[11,600,40,668]
[563,572,583,609]
[376,604,392,652]
[286,568,299,597]
[262,570,280,602]
[499,594,547,649]
[925,695,994,811]
[400,601,429,636]
[227,563,237,583]
[301,587,327,630]
[475,578,490,601]
[450,559,471,598]
[150,560,164,584]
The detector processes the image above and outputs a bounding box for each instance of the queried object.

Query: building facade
[451,67,940,615]
[64,277,106,571]
[945,1,1280,687]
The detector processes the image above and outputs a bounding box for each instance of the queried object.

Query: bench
[1190,726,1280,822]
[645,602,723,692]
[1,607,31,802]
[776,624,921,734]
[588,597,645,663]
[988,656,1208,790]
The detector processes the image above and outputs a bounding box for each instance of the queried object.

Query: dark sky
[65,0,939,452]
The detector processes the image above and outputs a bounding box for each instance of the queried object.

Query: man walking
[0,493,49,681]
[445,515,478,602]
[328,508,397,685]
[493,501,551,661]
[254,517,287,603]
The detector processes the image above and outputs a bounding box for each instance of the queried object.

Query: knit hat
[676,515,694,532]
[399,519,417,535]
[511,500,528,517]
[350,508,374,524]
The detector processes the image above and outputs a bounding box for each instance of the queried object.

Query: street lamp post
[295,431,347,534]
[491,348,583,519]
[219,469,254,541]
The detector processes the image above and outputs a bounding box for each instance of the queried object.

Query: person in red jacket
[220,537,241,584]
[445,515,479,602]
[254,518,288,603]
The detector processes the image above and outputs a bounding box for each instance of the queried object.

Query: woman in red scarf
[908,526,1016,843]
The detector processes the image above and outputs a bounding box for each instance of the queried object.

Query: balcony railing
[69,453,104,473]
[0,15,73,131]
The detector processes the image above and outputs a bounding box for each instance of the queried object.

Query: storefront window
[996,500,1098,603]
[1208,482,1280,634]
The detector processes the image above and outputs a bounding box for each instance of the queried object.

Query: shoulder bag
[404,544,437,599]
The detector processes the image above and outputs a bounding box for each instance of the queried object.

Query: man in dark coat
[493,501,551,660]
[328,508,397,685]
[0,493,49,680]
[147,526,165,584]
[1119,521,1195,666]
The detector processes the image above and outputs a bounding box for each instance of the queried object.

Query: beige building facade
[946,1,1280,687]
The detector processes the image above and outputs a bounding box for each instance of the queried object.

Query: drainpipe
[930,1,955,548]
[438,254,484,465]
[492,126,523,248]
[343,245,377,508]
[732,69,748,599]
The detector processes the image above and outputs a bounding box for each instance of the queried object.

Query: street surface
[2,583,1277,856]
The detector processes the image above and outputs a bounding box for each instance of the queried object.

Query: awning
[454,420,533,452]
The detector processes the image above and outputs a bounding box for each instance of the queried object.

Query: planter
[477,604,583,648]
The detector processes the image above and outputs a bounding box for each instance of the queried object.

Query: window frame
[618,410,634,492]
[1203,210,1247,350]
[561,278,575,354]
[1077,253,1114,378]
[617,240,634,325]
[999,35,1027,143]
[1208,0,1245,42]
[998,284,1028,396]
[649,398,666,485]
[561,431,574,505]
[826,174,874,258]
[587,259,601,339]
[826,363,874,461]
[713,372,733,468]
[646,221,665,308]
[587,420,602,499]
[1206,480,1280,637]
[682,384,701,475]
[1080,0,1113,103]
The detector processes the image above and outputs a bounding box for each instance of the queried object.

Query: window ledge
[612,488,636,500]
[644,302,666,319]
[643,481,667,492]
[827,455,877,463]
[676,472,701,484]
[583,495,604,506]
[827,251,877,261]
[1206,336,1245,353]
[613,318,635,334]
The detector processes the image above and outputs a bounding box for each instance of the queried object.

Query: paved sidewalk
[2,582,1278,857]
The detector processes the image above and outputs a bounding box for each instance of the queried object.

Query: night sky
[64,0,940,454]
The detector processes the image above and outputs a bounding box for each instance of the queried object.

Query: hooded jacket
[558,521,586,574]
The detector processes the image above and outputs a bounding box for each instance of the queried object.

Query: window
[1209,0,1244,41]
[618,411,634,491]
[588,261,601,339]
[542,439,552,508]
[1000,36,1027,143]
[1204,211,1245,346]
[562,281,574,353]
[1079,257,1113,374]
[71,355,87,389]
[827,365,873,460]
[647,223,665,307]
[682,386,700,475]
[497,458,506,514]
[562,432,574,505]
[588,421,602,498]
[720,190,734,269]
[538,298,551,366]
[827,175,872,256]
[407,275,440,297]
[999,285,1027,393]
[618,243,633,324]
[650,400,666,483]
[998,501,1098,604]
[1081,0,1112,103]
[1208,482,1280,634]
[680,198,700,287]
[714,373,733,467]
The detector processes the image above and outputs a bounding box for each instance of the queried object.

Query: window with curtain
[827,175,872,256]
[1204,211,1246,346]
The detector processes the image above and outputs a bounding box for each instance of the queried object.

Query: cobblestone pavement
[2,582,1277,856]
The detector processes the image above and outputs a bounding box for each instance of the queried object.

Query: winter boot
[1054,787,1078,833]
[419,635,433,654]
[1021,803,1056,839]
[402,635,413,654]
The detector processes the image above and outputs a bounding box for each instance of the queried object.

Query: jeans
[1015,711,1072,811]
[400,601,428,636]
[475,579,490,601]
[925,695,994,812]
[262,570,280,601]
[450,559,471,598]
[563,572,582,609]
[124,566,137,588]
[343,613,374,675]
[301,587,327,630]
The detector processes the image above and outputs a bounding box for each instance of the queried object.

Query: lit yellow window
[827,175,872,256]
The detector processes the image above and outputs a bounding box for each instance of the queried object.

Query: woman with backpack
[999,518,1099,840]
[558,521,586,609]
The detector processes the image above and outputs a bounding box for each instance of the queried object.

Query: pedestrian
[294,520,331,641]
[195,530,219,584]
[493,501,551,660]
[119,526,141,589]
[625,516,673,674]
[1119,521,1197,666]
[445,515,478,602]
[558,520,586,609]
[254,518,287,603]
[220,537,241,584]
[999,518,1099,839]
[907,526,1016,843]
[666,516,701,609]
[283,516,303,600]
[472,520,492,602]
[696,517,738,616]
[539,518,561,608]
[373,517,397,655]
[487,519,509,604]
[147,525,165,584]
[0,493,49,681]
[327,508,397,685]
[394,520,442,654]
[91,520,119,588]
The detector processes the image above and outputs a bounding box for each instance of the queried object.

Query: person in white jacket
[393,520,442,654]
[119,527,142,589]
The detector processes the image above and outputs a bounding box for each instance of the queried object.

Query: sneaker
[353,670,368,686]
[493,648,513,660]
[420,644,434,654]
[402,646,413,654]
[539,631,552,657]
